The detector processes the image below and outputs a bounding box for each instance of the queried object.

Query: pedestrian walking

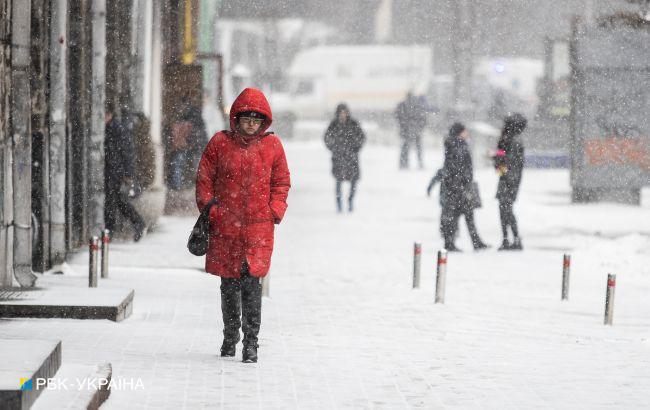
[104,106,146,242]
[195,88,291,363]
[168,98,208,190]
[324,103,366,212]
[493,113,527,251]
[395,92,428,169]
[440,122,489,251]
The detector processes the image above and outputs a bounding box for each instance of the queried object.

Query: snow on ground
[3,139,650,408]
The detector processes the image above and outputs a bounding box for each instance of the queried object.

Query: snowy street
[5,140,650,409]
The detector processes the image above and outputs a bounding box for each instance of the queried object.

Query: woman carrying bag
[195,88,291,363]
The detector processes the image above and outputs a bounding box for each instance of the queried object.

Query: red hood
[229,88,273,139]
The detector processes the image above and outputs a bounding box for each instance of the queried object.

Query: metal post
[89,236,99,287]
[261,276,270,297]
[604,273,616,325]
[561,254,571,300]
[435,249,447,304]
[89,0,107,235]
[412,242,421,288]
[101,229,110,278]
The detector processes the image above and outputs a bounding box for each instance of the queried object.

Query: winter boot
[336,197,343,213]
[473,240,490,251]
[445,242,462,252]
[220,340,237,357]
[497,239,510,251]
[510,237,523,250]
[242,343,258,363]
[348,198,354,212]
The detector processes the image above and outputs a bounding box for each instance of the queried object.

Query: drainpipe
[11,0,37,287]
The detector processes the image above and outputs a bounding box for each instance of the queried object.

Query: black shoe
[510,237,523,250]
[134,222,146,242]
[220,341,236,357]
[497,239,510,251]
[336,198,342,213]
[348,201,354,212]
[242,343,258,363]
[473,241,490,251]
[445,244,462,252]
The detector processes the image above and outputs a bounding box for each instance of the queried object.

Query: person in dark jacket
[168,99,209,190]
[440,123,489,251]
[494,113,527,250]
[104,108,145,241]
[324,103,366,212]
[395,92,428,169]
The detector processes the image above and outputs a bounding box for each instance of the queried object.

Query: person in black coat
[440,122,488,251]
[324,103,366,212]
[494,113,527,250]
[395,92,428,169]
[104,108,145,241]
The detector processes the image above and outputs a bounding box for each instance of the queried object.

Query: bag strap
[202,198,218,216]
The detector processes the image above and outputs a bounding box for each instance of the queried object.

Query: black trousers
[499,200,519,239]
[104,182,144,234]
[399,132,423,168]
[220,263,262,346]
[441,203,482,247]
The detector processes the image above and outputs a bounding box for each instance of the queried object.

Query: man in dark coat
[494,113,527,250]
[395,92,428,169]
[440,123,488,251]
[324,103,366,212]
[104,108,145,241]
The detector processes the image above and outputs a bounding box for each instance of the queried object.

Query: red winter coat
[195,88,291,278]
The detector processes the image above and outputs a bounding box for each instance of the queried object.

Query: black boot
[220,278,242,357]
[445,242,462,252]
[242,343,258,363]
[510,237,523,250]
[220,340,236,357]
[497,239,510,251]
[473,240,490,251]
[336,197,342,213]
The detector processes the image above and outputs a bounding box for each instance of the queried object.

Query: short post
[561,254,570,300]
[604,273,616,325]
[89,236,99,288]
[435,249,447,304]
[101,229,110,278]
[262,276,270,297]
[412,242,422,288]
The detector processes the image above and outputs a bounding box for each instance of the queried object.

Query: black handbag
[187,199,218,256]
[465,182,482,209]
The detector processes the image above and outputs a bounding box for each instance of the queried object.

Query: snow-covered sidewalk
[3,140,650,408]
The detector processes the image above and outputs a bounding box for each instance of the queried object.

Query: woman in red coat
[196,88,291,363]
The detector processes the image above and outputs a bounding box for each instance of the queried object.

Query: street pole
[452,0,475,121]
[412,242,421,289]
[89,0,106,235]
[435,250,448,304]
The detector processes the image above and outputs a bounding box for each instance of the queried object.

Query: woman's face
[338,110,349,123]
[238,115,263,135]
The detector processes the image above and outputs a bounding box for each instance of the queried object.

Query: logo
[20,378,33,391]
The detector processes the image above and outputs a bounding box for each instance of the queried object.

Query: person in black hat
[493,113,527,250]
[439,122,489,251]
[324,103,366,212]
